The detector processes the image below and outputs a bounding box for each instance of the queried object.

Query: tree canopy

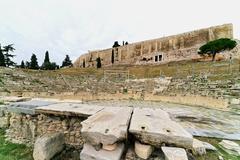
[43,51,50,64]
[112,41,120,48]
[0,44,16,67]
[20,60,25,68]
[3,44,16,67]
[198,38,237,61]
[96,57,101,68]
[0,45,5,67]
[61,55,72,68]
[41,51,58,70]
[30,54,39,69]
[111,49,114,64]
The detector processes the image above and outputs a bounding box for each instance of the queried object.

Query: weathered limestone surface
[81,107,133,146]
[187,128,240,140]
[7,100,57,115]
[0,106,7,116]
[134,141,154,159]
[74,24,233,68]
[80,143,124,160]
[219,140,240,156]
[129,108,193,148]
[0,106,9,128]
[161,147,188,160]
[192,139,206,155]
[0,96,31,103]
[102,143,118,151]
[36,103,104,117]
[202,141,217,151]
[33,133,65,160]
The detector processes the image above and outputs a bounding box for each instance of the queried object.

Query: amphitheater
[0,23,240,160]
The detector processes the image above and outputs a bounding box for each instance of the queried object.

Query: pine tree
[2,44,15,67]
[30,54,39,69]
[199,38,237,61]
[20,60,25,68]
[96,57,101,69]
[61,55,72,68]
[0,44,6,67]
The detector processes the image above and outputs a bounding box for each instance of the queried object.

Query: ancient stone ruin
[74,24,233,68]
[0,23,239,160]
[1,96,239,159]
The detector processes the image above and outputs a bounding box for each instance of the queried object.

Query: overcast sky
[0,0,239,65]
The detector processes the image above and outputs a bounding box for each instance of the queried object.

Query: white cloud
[0,0,239,64]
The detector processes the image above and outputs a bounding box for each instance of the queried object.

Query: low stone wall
[0,109,85,149]
[0,107,10,128]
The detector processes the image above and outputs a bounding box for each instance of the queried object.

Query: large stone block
[80,143,124,160]
[7,100,57,115]
[0,117,9,128]
[36,103,104,117]
[102,143,118,151]
[129,108,193,149]
[192,139,206,155]
[135,141,154,159]
[33,132,65,160]
[0,96,31,103]
[219,140,240,156]
[162,147,188,160]
[81,107,133,146]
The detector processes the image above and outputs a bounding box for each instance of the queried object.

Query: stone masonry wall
[0,111,85,149]
[74,24,233,67]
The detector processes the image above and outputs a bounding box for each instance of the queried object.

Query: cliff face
[74,24,233,68]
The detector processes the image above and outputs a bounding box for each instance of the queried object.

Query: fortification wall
[73,24,233,67]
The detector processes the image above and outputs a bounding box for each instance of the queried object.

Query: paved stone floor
[87,100,240,140]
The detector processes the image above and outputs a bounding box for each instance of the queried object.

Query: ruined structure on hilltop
[73,24,233,68]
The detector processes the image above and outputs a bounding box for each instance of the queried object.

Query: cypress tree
[44,51,50,64]
[111,49,114,64]
[20,60,25,68]
[96,57,101,68]
[30,54,39,69]
[41,51,51,69]
[83,60,85,68]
